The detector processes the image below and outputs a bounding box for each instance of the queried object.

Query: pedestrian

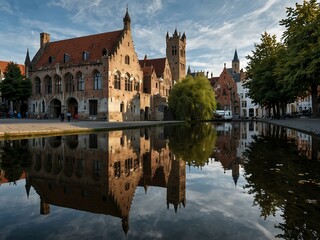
[74,113,78,122]
[67,111,71,122]
[60,112,65,122]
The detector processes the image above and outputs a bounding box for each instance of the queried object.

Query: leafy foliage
[168,75,216,121]
[0,140,32,184]
[280,0,320,117]
[167,123,217,167]
[0,62,32,103]
[245,1,320,117]
[245,32,296,118]
[243,125,320,239]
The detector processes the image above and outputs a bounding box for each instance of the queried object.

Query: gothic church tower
[232,49,240,73]
[166,29,186,83]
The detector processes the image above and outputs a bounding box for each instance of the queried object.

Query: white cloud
[146,0,163,14]
[0,0,306,76]
[0,1,14,15]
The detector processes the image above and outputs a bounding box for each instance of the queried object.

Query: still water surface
[0,121,319,240]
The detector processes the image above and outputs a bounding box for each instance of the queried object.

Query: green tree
[0,140,32,184]
[245,32,289,118]
[243,125,320,239]
[167,123,217,167]
[0,62,32,106]
[280,0,320,117]
[168,75,216,121]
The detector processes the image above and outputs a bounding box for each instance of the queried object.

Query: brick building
[26,9,186,121]
[210,50,243,115]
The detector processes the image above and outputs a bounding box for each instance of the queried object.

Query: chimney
[40,32,50,48]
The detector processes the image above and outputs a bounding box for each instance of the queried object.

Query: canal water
[0,121,319,240]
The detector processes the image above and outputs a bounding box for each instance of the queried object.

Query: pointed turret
[24,48,31,78]
[181,32,186,41]
[123,7,131,31]
[24,48,30,66]
[173,28,178,37]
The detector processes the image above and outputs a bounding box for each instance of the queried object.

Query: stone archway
[50,99,62,118]
[67,97,78,119]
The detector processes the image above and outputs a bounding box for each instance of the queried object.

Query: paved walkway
[0,117,319,139]
[259,117,320,137]
[0,118,183,139]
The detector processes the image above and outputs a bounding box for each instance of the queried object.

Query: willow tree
[168,75,216,121]
[280,0,320,117]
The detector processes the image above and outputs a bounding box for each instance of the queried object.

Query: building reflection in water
[24,128,186,235]
[210,121,319,186]
[0,122,319,238]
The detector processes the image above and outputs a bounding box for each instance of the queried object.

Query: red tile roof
[139,57,166,78]
[0,61,25,75]
[33,30,123,68]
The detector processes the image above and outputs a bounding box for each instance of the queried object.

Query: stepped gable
[33,30,123,68]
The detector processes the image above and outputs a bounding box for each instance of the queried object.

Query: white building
[236,80,267,118]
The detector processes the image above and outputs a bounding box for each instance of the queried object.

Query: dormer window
[49,56,55,63]
[64,53,70,63]
[102,48,108,57]
[83,51,89,61]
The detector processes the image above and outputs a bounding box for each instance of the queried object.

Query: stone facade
[26,10,186,121]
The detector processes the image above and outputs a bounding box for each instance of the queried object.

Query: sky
[0,0,305,77]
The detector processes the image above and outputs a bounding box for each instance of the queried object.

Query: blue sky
[0,0,304,76]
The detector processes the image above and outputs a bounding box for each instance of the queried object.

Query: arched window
[114,71,121,90]
[93,71,102,90]
[124,73,132,91]
[44,75,52,94]
[65,73,74,93]
[35,77,41,94]
[134,80,139,91]
[125,55,130,65]
[172,46,177,56]
[54,75,62,93]
[76,72,84,91]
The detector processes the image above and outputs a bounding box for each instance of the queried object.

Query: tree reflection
[0,140,32,184]
[167,123,217,167]
[243,125,320,239]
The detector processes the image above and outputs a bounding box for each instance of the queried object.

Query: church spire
[233,48,239,62]
[232,49,240,73]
